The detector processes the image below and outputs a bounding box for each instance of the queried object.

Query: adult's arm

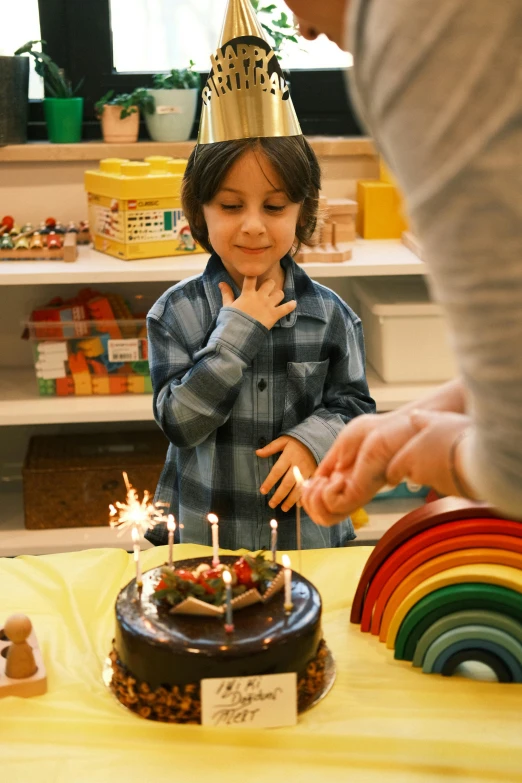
[348,0,522,517]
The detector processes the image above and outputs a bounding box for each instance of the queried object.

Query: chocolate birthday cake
[109,554,328,723]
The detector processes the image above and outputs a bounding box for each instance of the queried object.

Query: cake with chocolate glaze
[109,554,328,722]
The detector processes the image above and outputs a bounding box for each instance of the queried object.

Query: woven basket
[23,431,168,529]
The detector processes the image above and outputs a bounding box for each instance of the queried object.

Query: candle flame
[293,466,304,485]
[207,513,219,524]
[270,519,278,530]
[167,514,176,533]
[282,554,291,568]
[109,473,170,537]
[222,570,232,585]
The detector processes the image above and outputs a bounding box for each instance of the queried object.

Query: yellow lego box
[84,156,205,260]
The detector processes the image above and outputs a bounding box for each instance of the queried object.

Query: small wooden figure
[47,231,62,250]
[30,232,44,249]
[0,234,14,250]
[0,614,47,698]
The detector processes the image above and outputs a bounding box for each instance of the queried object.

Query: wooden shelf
[0,366,441,426]
[0,136,376,164]
[0,239,425,286]
[0,486,419,557]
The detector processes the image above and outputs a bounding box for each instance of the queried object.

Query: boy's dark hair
[181,136,321,254]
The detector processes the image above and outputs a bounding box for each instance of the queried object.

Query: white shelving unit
[0,238,425,285]
[0,237,428,555]
[0,365,439,426]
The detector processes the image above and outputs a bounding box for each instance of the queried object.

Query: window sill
[0,136,375,163]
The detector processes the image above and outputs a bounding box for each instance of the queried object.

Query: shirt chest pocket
[281,359,330,432]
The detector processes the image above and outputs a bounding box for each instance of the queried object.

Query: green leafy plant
[95,88,155,120]
[152,61,201,90]
[251,1,299,58]
[14,40,84,98]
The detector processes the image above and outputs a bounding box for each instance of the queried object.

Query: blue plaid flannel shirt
[146,253,375,550]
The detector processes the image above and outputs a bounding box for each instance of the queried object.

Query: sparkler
[109,471,170,537]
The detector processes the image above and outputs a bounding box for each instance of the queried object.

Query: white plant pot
[144,88,198,142]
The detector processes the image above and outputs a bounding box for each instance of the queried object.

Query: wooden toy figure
[0,234,14,250]
[0,215,14,235]
[0,613,47,698]
[15,236,30,250]
[47,231,62,249]
[30,231,44,249]
[4,615,37,679]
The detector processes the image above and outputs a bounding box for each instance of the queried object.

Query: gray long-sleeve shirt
[348,0,522,517]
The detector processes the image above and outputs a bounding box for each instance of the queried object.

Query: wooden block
[62,231,78,263]
[55,376,74,396]
[0,618,47,699]
[294,243,352,264]
[127,375,145,393]
[92,376,110,395]
[334,222,356,242]
[356,180,408,239]
[320,222,333,245]
[109,375,127,394]
[326,198,358,217]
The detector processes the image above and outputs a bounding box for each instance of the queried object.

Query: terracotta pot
[101,104,139,143]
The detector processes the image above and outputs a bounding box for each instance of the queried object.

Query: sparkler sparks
[109,472,170,536]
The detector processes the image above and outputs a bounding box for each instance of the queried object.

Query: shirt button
[258,437,267,449]
[257,379,267,391]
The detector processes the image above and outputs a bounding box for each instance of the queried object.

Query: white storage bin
[353,277,458,383]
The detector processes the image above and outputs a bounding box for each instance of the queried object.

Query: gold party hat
[198,0,302,144]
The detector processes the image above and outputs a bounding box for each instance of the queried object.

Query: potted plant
[95,88,154,143]
[144,62,200,143]
[16,40,84,144]
[0,49,30,146]
[252,2,299,60]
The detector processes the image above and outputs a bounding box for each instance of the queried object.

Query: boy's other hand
[257,435,317,511]
[219,277,297,330]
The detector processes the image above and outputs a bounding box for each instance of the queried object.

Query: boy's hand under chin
[257,436,317,511]
[219,276,296,330]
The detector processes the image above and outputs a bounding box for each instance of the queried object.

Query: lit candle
[270,518,278,563]
[222,569,234,633]
[292,466,304,573]
[167,514,176,568]
[282,554,293,613]
[131,526,142,588]
[208,513,220,566]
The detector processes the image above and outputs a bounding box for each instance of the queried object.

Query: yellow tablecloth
[1,544,521,783]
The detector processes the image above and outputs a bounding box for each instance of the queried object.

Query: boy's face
[203,148,302,287]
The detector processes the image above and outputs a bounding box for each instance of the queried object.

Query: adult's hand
[284,0,349,49]
[302,411,419,526]
[301,378,472,526]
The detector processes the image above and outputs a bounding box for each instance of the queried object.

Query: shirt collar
[202,253,328,327]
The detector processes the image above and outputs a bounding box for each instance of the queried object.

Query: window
[108,0,352,73]
[0,0,43,99]
[29,0,362,140]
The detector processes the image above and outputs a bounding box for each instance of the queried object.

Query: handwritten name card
[201,673,297,728]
